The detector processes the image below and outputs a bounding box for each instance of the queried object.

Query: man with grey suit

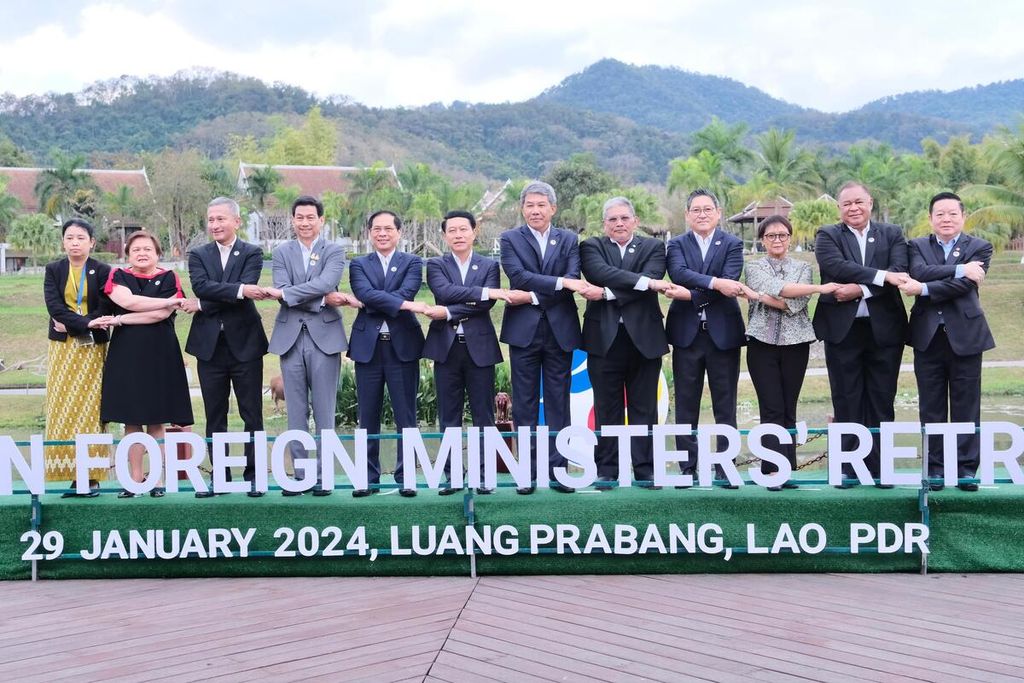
[265,195,357,496]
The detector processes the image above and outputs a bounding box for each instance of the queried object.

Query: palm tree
[244,165,281,244]
[690,117,755,175]
[961,123,1024,248]
[753,129,821,200]
[102,185,138,252]
[34,152,97,219]
[0,178,21,241]
[9,213,58,266]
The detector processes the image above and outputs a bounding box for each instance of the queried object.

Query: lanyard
[74,265,87,315]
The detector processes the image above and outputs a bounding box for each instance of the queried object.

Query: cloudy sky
[1,1,1022,112]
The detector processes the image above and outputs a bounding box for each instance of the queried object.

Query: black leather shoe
[399,488,418,498]
[721,484,739,490]
[767,486,782,492]
[117,489,141,499]
[835,481,859,489]
[929,482,945,491]
[958,482,979,492]
[674,483,692,490]
[636,481,662,490]
[438,486,461,496]
[594,476,615,491]
[281,490,303,497]
[782,480,800,489]
[352,488,378,498]
[247,490,265,498]
[475,487,494,495]
[874,483,895,489]
[150,487,165,498]
[550,482,575,494]
[311,488,332,497]
[516,485,536,495]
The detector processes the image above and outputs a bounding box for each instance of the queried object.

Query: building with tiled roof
[0,167,151,214]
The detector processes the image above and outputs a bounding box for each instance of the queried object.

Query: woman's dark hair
[757,215,793,239]
[61,218,95,238]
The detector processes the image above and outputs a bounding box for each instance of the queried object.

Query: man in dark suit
[184,197,269,498]
[424,210,515,495]
[265,196,352,496]
[813,181,909,488]
[665,188,746,485]
[900,191,994,492]
[499,180,603,494]
[349,210,436,498]
[580,197,670,489]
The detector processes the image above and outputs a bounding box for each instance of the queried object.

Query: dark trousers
[434,339,495,481]
[197,336,263,482]
[824,318,902,479]
[747,338,809,474]
[588,325,662,481]
[672,329,740,477]
[509,317,570,483]
[915,328,983,477]
[356,339,419,486]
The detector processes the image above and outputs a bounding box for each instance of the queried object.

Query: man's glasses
[688,207,717,216]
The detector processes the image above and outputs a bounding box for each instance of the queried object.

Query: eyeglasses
[688,206,718,216]
[762,233,791,242]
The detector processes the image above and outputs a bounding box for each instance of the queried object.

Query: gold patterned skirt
[44,339,109,482]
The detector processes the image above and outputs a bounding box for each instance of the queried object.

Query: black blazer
[908,233,995,356]
[43,257,112,343]
[348,250,426,363]
[498,225,583,352]
[812,221,908,346]
[664,229,746,351]
[580,235,669,360]
[184,239,269,363]
[423,253,503,367]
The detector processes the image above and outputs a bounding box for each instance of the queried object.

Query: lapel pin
[714,240,721,246]
[233,251,239,257]
[550,239,556,246]
[391,266,397,272]
[868,237,875,243]
[471,264,479,270]
[88,269,95,275]
[154,280,161,286]
[953,250,960,258]
[309,252,320,263]
[628,247,635,253]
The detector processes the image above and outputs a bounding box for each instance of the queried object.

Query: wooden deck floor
[1,573,1022,682]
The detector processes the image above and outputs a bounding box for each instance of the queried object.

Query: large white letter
[653,424,693,488]
[602,424,647,488]
[553,425,596,488]
[979,422,1024,485]
[403,427,463,490]
[0,435,44,495]
[924,422,975,487]
[880,422,920,487]
[271,430,317,493]
[115,432,162,494]
[212,431,252,494]
[163,430,206,493]
[697,424,742,487]
[827,423,873,486]
[320,430,368,491]
[746,424,791,488]
[75,433,113,494]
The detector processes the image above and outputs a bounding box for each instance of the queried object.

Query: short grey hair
[603,196,635,220]
[520,181,557,206]
[208,196,241,217]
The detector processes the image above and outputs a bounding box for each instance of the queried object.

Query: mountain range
[1,59,1020,184]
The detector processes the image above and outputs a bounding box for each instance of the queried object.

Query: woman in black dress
[100,230,194,498]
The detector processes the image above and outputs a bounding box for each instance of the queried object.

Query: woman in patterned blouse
[740,215,840,491]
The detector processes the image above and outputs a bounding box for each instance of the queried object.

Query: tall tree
[689,117,754,174]
[752,128,821,200]
[543,153,616,230]
[149,149,211,258]
[245,165,281,243]
[0,177,22,241]
[34,152,98,219]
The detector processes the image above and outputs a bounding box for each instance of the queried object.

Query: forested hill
[0,62,1020,184]
[533,58,807,132]
[856,79,1024,130]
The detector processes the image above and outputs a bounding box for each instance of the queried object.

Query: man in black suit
[349,210,437,497]
[499,180,604,494]
[580,197,670,489]
[424,210,514,495]
[900,191,994,492]
[813,181,909,488]
[665,189,745,486]
[184,197,269,498]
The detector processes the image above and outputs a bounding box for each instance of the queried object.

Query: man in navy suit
[581,197,671,489]
[265,196,353,496]
[349,210,439,497]
[665,189,745,485]
[499,181,603,494]
[813,181,909,488]
[424,210,517,495]
[184,197,269,498]
[900,191,994,492]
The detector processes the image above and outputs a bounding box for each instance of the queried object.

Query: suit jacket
[664,229,745,350]
[348,250,425,363]
[423,253,503,367]
[499,225,582,351]
[184,239,269,362]
[267,238,348,356]
[812,221,908,346]
[908,233,995,356]
[43,257,112,343]
[580,235,669,359]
